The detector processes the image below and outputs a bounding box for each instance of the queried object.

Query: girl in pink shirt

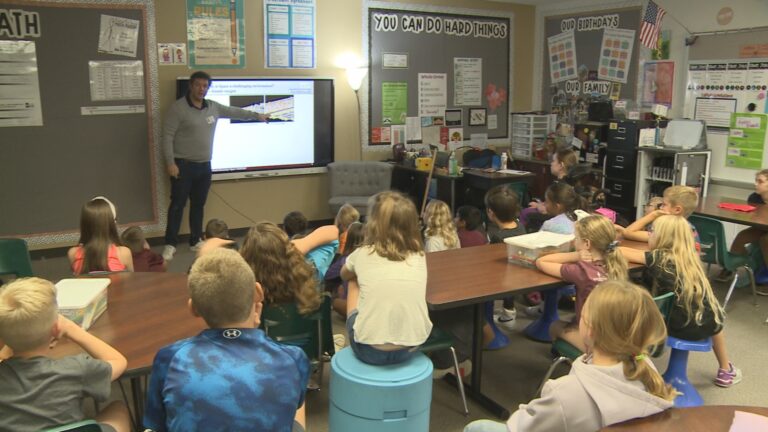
[68,197,133,275]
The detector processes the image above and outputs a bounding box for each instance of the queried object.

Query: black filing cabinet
[604,119,666,223]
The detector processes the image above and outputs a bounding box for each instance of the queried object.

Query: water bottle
[500,151,508,170]
[448,151,458,176]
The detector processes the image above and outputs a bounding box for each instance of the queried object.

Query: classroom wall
[151,0,535,239]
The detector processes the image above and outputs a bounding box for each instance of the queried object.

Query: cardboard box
[55,278,110,330]
[503,232,574,268]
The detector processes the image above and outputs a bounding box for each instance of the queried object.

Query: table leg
[460,302,511,419]
[130,376,144,431]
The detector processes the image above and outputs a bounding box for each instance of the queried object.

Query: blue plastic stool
[484,301,510,350]
[329,347,433,432]
[524,288,562,342]
[662,336,712,407]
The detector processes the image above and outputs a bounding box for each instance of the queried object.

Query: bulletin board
[365,2,512,150]
[0,0,160,245]
[684,28,768,183]
[542,7,641,115]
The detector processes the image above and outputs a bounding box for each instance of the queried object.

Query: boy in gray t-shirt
[0,278,130,432]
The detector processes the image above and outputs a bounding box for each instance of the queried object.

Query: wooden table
[426,240,649,418]
[51,272,203,429]
[602,405,768,431]
[694,195,768,229]
[461,168,536,193]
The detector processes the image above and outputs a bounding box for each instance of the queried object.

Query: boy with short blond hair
[623,185,701,248]
[144,248,310,432]
[0,278,129,432]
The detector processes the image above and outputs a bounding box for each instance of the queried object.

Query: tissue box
[55,278,110,330]
[503,232,574,268]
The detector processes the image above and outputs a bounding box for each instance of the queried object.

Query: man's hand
[259,113,270,123]
[167,163,179,178]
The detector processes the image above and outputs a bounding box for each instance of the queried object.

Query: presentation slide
[205,79,316,172]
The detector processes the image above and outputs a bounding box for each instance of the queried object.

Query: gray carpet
[28,243,768,431]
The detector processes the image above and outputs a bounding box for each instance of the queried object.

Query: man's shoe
[162,245,176,261]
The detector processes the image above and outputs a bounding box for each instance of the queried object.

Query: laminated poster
[265,0,316,68]
[0,40,43,127]
[187,0,245,68]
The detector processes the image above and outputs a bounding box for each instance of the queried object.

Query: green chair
[0,238,33,278]
[42,420,101,432]
[418,327,468,415]
[688,215,761,307]
[505,182,529,206]
[260,295,330,389]
[535,292,676,397]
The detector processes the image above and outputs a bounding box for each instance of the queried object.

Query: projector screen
[176,77,334,179]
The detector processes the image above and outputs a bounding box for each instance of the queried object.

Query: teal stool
[330,347,433,432]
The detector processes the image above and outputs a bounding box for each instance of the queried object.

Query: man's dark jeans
[164,159,212,247]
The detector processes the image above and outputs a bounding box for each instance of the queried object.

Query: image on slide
[230,95,295,123]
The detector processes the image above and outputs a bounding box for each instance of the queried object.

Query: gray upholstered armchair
[327,161,393,216]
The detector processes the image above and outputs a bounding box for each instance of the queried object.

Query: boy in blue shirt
[143,248,310,432]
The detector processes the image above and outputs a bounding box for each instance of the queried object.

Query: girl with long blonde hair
[341,191,432,365]
[621,215,741,388]
[464,280,674,432]
[423,200,459,252]
[537,214,628,351]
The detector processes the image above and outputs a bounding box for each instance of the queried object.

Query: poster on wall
[187,0,245,68]
[418,73,447,117]
[264,0,316,68]
[685,60,768,130]
[98,15,140,57]
[381,82,407,125]
[547,31,577,84]
[0,40,43,127]
[598,28,635,84]
[454,58,482,106]
[542,8,642,113]
[642,61,674,106]
[727,113,766,169]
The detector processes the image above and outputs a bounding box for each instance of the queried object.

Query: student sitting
[463,280,675,432]
[240,222,326,315]
[195,218,241,257]
[485,185,526,328]
[539,182,589,235]
[521,148,579,231]
[621,185,700,252]
[68,196,133,275]
[121,226,166,272]
[144,248,309,431]
[325,222,364,318]
[0,278,130,432]
[456,205,488,248]
[423,200,460,252]
[283,210,309,238]
[335,203,361,254]
[536,215,629,352]
[621,215,741,387]
[719,169,768,280]
[341,191,432,365]
[280,211,340,281]
[486,185,526,243]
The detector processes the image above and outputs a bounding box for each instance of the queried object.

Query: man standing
[162,71,268,261]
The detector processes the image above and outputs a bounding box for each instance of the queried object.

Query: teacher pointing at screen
[162,71,268,261]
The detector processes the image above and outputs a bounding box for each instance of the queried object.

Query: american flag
[640,0,666,49]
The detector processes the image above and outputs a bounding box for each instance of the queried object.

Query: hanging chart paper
[0,40,43,127]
